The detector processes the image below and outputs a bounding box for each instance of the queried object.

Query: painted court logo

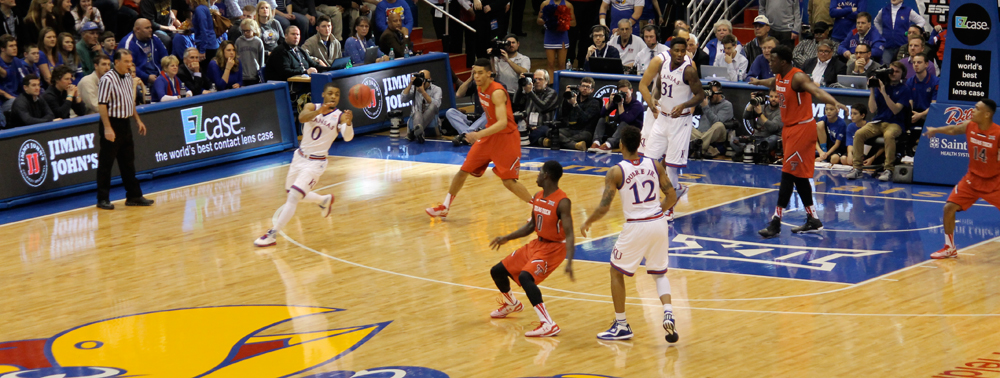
[18,139,48,187]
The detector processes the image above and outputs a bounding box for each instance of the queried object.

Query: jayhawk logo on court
[0,305,390,377]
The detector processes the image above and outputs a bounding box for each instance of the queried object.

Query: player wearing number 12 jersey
[488,161,575,337]
[924,99,1000,259]
[255,83,354,247]
[581,125,680,343]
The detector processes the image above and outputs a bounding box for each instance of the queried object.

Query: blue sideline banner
[912,102,995,186]
[935,0,1000,104]
[309,53,456,134]
[0,82,298,208]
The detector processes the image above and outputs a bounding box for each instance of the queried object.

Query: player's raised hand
[341,109,354,125]
[489,236,509,250]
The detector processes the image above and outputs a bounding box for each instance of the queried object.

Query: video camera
[564,85,579,100]
[748,91,767,107]
[410,71,426,87]
[736,135,778,164]
[868,66,893,89]
[491,39,511,57]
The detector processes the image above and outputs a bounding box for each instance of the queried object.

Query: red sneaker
[931,246,958,259]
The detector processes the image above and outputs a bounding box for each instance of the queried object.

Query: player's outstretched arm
[558,198,576,281]
[581,166,622,237]
[490,214,537,250]
[339,110,355,141]
[466,88,510,144]
[924,121,969,138]
[638,56,663,116]
[794,72,849,113]
[654,160,678,212]
[748,77,776,90]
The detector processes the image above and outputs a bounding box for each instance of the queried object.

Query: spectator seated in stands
[582,25,619,72]
[743,15,769,66]
[734,89,782,161]
[746,36,777,82]
[373,0,412,37]
[801,39,846,87]
[906,53,937,129]
[21,45,42,79]
[400,69,441,143]
[517,69,559,147]
[100,31,116,58]
[0,35,26,115]
[445,74,487,146]
[793,21,831,68]
[9,74,57,128]
[255,1,285,54]
[207,41,243,90]
[635,24,667,74]
[816,104,848,164]
[711,34,748,82]
[838,12,885,64]
[77,22,102,76]
[841,103,868,167]
[152,55,192,101]
[378,11,412,59]
[79,54,111,113]
[236,19,265,86]
[344,16,388,65]
[265,25,318,81]
[702,19,743,66]
[691,81,734,158]
[488,34,529,97]
[314,0,350,43]
[608,19,640,69]
[171,28,197,61]
[829,0,862,44]
[847,61,909,182]
[900,35,936,80]
[598,0,641,37]
[72,0,105,34]
[557,77,601,150]
[302,16,342,67]
[178,47,212,94]
[590,79,643,153]
[846,42,877,78]
[119,18,169,84]
[678,31,708,74]
[42,65,88,119]
[140,0,180,47]
[58,32,85,82]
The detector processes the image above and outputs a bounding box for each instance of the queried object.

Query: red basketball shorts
[948,173,1000,211]
[461,131,521,180]
[782,120,818,178]
[502,238,566,286]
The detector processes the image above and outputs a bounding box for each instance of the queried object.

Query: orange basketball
[348,84,372,108]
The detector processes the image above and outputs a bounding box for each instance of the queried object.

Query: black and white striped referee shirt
[98,69,136,119]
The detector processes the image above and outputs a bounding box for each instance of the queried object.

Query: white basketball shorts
[285,153,328,194]
[642,112,693,168]
[610,215,671,276]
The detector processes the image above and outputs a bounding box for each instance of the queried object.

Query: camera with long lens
[518,73,533,88]
[748,91,768,107]
[513,111,526,124]
[410,71,425,87]
[544,120,563,150]
[611,91,624,105]
[491,39,511,57]
[564,85,579,100]
[868,66,893,88]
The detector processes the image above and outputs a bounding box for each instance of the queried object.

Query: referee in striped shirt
[96,49,154,210]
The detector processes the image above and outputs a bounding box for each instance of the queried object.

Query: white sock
[945,233,955,248]
[443,193,454,208]
[666,166,680,189]
[302,192,324,204]
[534,303,554,324]
[615,312,627,323]
[663,304,673,313]
[502,292,518,305]
[273,190,303,233]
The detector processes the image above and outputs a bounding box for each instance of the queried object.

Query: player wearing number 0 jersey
[925,99,1000,259]
[255,83,354,247]
[426,58,533,219]
[637,37,705,215]
[748,45,848,239]
[581,125,680,343]
[488,161,575,337]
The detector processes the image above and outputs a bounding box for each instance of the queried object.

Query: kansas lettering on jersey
[532,189,568,242]
[776,67,814,125]
[616,157,663,221]
[656,53,693,116]
[299,105,342,156]
[478,81,517,139]
[966,121,1000,182]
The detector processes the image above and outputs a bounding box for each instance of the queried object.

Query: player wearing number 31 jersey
[581,125,680,343]
[924,99,1000,259]
[255,83,354,247]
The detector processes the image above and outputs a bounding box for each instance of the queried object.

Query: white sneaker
[319,194,334,218]
[525,321,561,337]
[489,298,523,318]
[845,169,864,179]
[254,229,277,247]
[878,170,893,182]
[675,184,689,200]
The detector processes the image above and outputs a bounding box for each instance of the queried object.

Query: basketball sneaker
[931,246,958,259]
[490,298,523,318]
[425,204,449,218]
[663,311,679,343]
[675,184,689,200]
[587,141,601,152]
[758,217,781,238]
[791,217,823,234]
[845,169,864,179]
[878,170,893,182]
[254,229,277,247]
[525,321,561,337]
[597,320,633,340]
[319,194,334,218]
[596,143,613,154]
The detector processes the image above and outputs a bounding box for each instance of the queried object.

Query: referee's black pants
[97,117,143,202]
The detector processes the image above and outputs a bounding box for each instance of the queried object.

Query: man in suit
[266,25,319,81]
[801,40,846,87]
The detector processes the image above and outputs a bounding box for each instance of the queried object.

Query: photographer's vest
[775,68,813,126]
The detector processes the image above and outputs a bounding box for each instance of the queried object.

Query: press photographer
[548,77,602,150]
[734,89,782,162]
[401,70,443,144]
[847,61,909,182]
[488,34,531,96]
[516,69,559,147]
[590,79,643,153]
[690,81,734,158]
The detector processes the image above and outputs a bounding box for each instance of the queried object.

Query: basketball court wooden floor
[1,135,999,378]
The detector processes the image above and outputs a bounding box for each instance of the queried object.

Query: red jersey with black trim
[532,189,568,242]
[775,67,813,126]
[478,80,517,140]
[965,121,1000,187]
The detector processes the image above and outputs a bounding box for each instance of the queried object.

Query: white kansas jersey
[617,157,663,221]
[300,105,343,156]
[656,53,693,116]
